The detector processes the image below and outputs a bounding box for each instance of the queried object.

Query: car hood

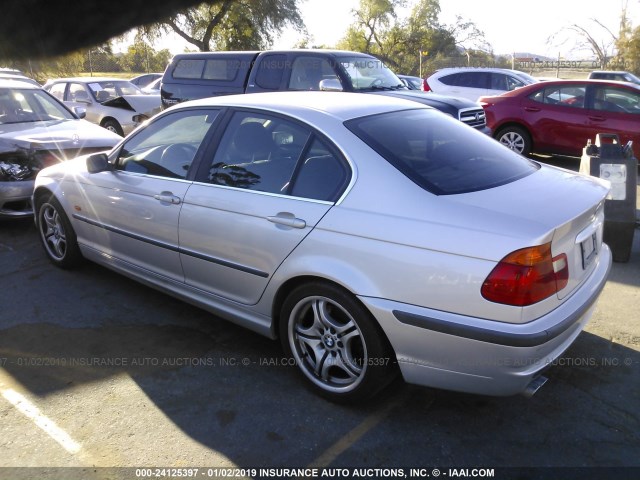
[0,118,121,152]
[371,90,482,109]
[102,94,161,116]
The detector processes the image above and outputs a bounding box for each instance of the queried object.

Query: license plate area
[580,232,598,270]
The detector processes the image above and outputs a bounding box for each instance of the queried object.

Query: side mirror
[86,153,113,174]
[319,79,343,92]
[73,106,87,119]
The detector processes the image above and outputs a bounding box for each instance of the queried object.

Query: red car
[479,79,640,158]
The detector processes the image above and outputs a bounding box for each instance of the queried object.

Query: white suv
[424,67,538,101]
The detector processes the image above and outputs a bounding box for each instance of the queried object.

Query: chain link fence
[2,49,170,85]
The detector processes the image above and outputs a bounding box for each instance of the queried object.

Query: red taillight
[481,243,569,306]
[422,79,431,91]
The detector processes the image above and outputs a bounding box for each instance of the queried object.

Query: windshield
[513,71,538,85]
[337,56,404,91]
[0,87,75,125]
[346,109,538,195]
[88,81,143,102]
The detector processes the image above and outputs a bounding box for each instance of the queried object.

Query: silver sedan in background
[33,92,611,402]
[44,77,161,136]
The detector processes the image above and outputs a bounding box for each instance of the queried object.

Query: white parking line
[2,388,81,454]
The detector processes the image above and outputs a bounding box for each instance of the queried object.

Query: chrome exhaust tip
[522,376,548,398]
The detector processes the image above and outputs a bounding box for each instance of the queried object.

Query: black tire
[35,195,83,269]
[102,118,124,136]
[279,282,398,403]
[495,126,532,156]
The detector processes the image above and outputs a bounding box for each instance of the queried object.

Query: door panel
[179,187,332,304]
[73,172,190,282]
[72,107,219,281]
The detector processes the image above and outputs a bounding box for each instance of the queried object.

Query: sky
[154,0,640,59]
[269,0,639,58]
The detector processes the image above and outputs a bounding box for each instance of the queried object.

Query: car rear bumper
[0,180,34,218]
[359,243,612,396]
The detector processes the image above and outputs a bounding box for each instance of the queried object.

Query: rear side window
[173,59,241,81]
[345,109,538,195]
[530,85,586,108]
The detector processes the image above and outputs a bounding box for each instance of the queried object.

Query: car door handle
[524,107,541,112]
[588,116,606,122]
[267,213,306,229]
[153,192,182,204]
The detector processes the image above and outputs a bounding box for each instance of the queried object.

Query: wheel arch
[495,122,533,142]
[100,116,124,135]
[270,274,384,342]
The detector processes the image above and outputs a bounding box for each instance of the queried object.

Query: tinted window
[530,85,586,108]
[116,109,218,179]
[290,138,350,201]
[254,54,287,90]
[173,59,205,79]
[207,111,349,201]
[458,72,490,89]
[289,56,338,90]
[203,59,241,80]
[439,73,459,86]
[345,109,538,195]
[593,86,640,113]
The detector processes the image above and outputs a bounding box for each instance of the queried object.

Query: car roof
[523,78,640,89]
[46,77,133,83]
[481,78,640,100]
[179,91,426,122]
[591,70,630,74]
[0,78,41,89]
[434,67,525,74]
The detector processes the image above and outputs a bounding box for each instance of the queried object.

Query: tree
[548,17,620,67]
[138,0,305,52]
[119,38,172,72]
[337,0,466,75]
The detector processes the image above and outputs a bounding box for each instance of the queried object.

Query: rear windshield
[345,109,539,195]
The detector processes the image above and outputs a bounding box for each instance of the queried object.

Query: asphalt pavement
[0,160,638,480]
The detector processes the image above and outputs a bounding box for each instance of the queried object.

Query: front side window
[207,111,350,201]
[346,109,538,195]
[116,109,218,179]
[592,86,640,113]
[87,81,142,102]
[69,83,90,103]
[336,56,403,90]
[47,83,66,101]
[530,85,587,108]
[289,56,338,91]
[497,74,526,91]
[254,54,287,90]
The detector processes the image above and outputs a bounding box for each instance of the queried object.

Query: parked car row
[0,52,616,403]
[44,77,161,136]
[407,67,640,160]
[480,78,640,159]
[0,79,121,218]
